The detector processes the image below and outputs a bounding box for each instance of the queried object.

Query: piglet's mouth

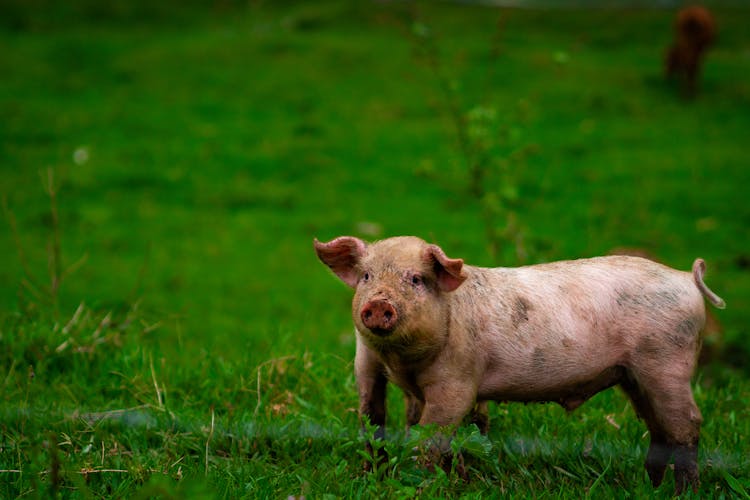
[368,327,394,337]
[360,299,398,336]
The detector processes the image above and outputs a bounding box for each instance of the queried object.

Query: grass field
[2,1,750,497]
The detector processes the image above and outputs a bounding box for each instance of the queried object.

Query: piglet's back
[456,256,706,380]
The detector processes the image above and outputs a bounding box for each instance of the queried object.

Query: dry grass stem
[149,354,164,409]
[62,302,86,335]
[253,355,296,416]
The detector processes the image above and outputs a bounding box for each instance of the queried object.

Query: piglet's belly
[477,359,626,409]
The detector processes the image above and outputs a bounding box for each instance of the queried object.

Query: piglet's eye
[411,275,422,286]
[363,272,370,282]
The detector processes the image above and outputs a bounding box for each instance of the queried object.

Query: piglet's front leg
[417,381,477,479]
[355,342,388,471]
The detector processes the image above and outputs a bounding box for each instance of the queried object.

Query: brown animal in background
[665,6,716,96]
[315,236,725,494]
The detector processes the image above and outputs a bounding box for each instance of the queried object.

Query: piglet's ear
[314,236,367,288]
[424,244,466,292]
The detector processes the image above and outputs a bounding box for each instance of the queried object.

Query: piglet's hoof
[422,449,468,481]
[452,453,469,481]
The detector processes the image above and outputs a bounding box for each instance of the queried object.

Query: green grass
[2,1,750,497]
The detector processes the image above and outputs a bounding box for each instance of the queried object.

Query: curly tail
[692,258,726,309]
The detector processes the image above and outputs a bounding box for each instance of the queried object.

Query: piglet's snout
[361,299,398,335]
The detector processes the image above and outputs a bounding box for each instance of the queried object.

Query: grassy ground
[1,1,749,497]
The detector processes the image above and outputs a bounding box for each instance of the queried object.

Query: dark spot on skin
[677,317,699,337]
[532,347,546,370]
[635,335,669,357]
[511,296,532,327]
[615,289,633,307]
[646,267,666,279]
[667,333,688,349]
[470,275,485,289]
[467,323,480,340]
[668,317,700,348]
[562,337,573,348]
[616,288,682,310]
[655,289,682,307]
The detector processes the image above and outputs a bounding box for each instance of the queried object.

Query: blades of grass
[586,456,611,498]
[553,465,580,481]
[723,470,750,499]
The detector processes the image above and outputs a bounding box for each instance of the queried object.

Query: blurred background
[2,0,747,368]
